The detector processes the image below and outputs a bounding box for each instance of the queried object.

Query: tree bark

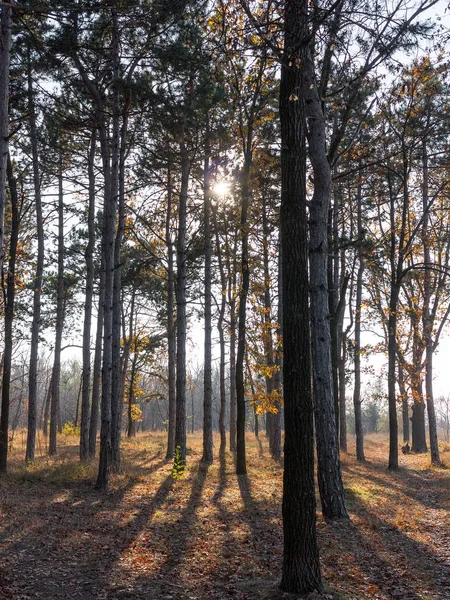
[25,56,44,462]
[88,267,104,458]
[279,0,322,592]
[174,141,190,463]
[235,149,252,476]
[303,18,348,519]
[398,362,409,443]
[202,150,213,464]
[228,231,238,453]
[80,130,96,460]
[421,137,440,465]
[213,208,227,454]
[49,165,65,456]
[353,180,365,461]
[0,154,19,473]
[165,167,176,459]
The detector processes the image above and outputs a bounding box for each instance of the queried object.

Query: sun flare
[212,180,231,197]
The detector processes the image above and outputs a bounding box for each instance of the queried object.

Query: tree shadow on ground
[327,487,450,599]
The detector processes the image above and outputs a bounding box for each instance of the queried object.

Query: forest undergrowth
[0,431,448,600]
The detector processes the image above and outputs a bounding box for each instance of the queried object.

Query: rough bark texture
[302,17,348,519]
[0,154,18,473]
[202,153,213,464]
[174,142,190,463]
[279,0,322,593]
[26,59,44,462]
[80,131,96,460]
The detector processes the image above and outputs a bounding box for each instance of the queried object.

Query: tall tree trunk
[214,208,227,454]
[49,165,65,456]
[421,137,440,465]
[235,150,252,476]
[0,3,11,269]
[329,193,339,439]
[353,180,365,461]
[80,130,96,460]
[338,250,349,453]
[110,71,129,476]
[303,20,348,520]
[88,267,104,458]
[0,5,11,473]
[95,9,119,490]
[202,150,213,464]
[26,57,44,462]
[0,154,19,472]
[165,167,176,459]
[228,231,238,452]
[261,194,280,459]
[270,241,283,460]
[279,0,322,592]
[174,141,190,463]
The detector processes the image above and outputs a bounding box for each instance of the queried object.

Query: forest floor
[0,431,449,600]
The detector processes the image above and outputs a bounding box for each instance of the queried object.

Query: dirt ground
[0,431,449,599]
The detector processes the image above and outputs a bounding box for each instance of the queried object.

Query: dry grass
[0,431,449,599]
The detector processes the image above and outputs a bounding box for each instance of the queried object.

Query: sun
[212,180,231,197]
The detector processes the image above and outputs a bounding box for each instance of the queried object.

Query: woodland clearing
[0,432,448,600]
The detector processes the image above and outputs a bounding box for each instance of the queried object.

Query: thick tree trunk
[174,142,190,463]
[0,154,18,473]
[80,130,96,460]
[202,152,213,464]
[26,59,44,462]
[279,0,322,592]
[303,25,348,520]
[165,168,176,460]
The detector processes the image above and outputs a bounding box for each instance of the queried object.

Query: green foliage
[62,421,80,436]
[171,445,185,480]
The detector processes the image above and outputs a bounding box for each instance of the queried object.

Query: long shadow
[122,463,210,598]
[343,463,450,510]
[0,454,174,599]
[332,488,450,599]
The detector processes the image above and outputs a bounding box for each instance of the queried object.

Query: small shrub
[62,422,80,436]
[171,445,185,480]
